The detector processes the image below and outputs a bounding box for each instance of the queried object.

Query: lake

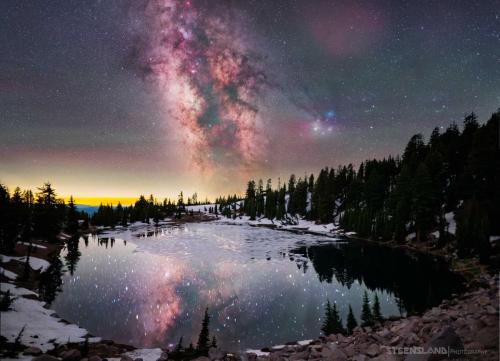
[46,222,463,351]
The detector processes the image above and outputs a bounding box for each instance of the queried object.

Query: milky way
[2,0,499,198]
[129,0,270,172]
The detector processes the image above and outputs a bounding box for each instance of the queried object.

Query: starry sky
[1,0,499,203]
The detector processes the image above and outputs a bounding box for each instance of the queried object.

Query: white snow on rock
[0,266,18,280]
[1,255,51,272]
[297,339,313,346]
[246,349,270,356]
[445,212,456,235]
[1,282,38,296]
[185,204,216,213]
[0,296,99,352]
[213,215,339,237]
[125,348,163,361]
[17,242,47,249]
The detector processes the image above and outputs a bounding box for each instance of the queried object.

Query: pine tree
[330,302,345,334]
[321,299,333,335]
[346,305,358,335]
[67,196,79,234]
[361,291,373,327]
[211,336,217,348]
[372,293,383,324]
[413,163,436,242]
[197,308,210,354]
[175,336,184,352]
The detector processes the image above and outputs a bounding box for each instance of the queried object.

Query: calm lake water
[47,222,463,351]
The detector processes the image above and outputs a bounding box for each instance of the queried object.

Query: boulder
[351,355,368,361]
[93,343,117,357]
[364,344,380,357]
[246,353,258,361]
[23,346,43,356]
[208,347,225,360]
[405,326,463,361]
[476,327,498,349]
[371,353,399,361]
[120,355,134,361]
[288,350,309,360]
[377,328,392,338]
[62,349,82,361]
[33,355,60,361]
[324,343,347,361]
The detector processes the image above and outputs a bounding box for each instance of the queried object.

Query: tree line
[321,291,384,336]
[234,109,500,263]
[0,183,83,253]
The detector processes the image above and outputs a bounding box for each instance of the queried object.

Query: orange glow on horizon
[64,197,139,206]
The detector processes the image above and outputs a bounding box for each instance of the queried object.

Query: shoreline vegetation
[1,109,499,360]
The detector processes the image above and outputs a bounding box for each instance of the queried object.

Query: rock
[377,328,392,338]
[327,334,337,342]
[247,353,257,361]
[365,344,380,357]
[134,358,143,361]
[321,346,334,359]
[476,327,498,348]
[62,349,82,361]
[344,344,356,357]
[192,357,210,361]
[406,326,463,361]
[288,350,309,360]
[33,355,60,361]
[93,344,117,357]
[23,346,43,355]
[208,347,225,360]
[336,334,347,343]
[120,355,134,361]
[351,355,368,361]
[353,326,363,334]
[476,295,489,305]
[479,314,497,327]
[372,353,399,361]
[388,336,401,346]
[88,356,102,361]
[485,305,497,315]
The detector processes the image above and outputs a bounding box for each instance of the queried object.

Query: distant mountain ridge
[75,204,98,215]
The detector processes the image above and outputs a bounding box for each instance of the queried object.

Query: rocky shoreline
[245,274,498,361]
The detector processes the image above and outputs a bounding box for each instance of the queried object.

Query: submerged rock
[61,349,82,361]
[33,355,60,361]
[23,346,43,355]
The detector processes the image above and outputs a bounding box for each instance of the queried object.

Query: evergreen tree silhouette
[197,308,210,354]
[361,291,373,327]
[346,304,358,335]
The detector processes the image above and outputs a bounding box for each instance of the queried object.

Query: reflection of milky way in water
[52,223,463,350]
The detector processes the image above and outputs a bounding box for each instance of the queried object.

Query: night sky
[1,0,499,202]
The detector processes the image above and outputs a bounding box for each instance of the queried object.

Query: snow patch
[125,348,163,361]
[1,255,51,272]
[245,349,270,356]
[1,282,38,296]
[445,212,456,235]
[0,266,17,280]
[17,242,47,249]
[0,296,98,352]
[297,339,313,346]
